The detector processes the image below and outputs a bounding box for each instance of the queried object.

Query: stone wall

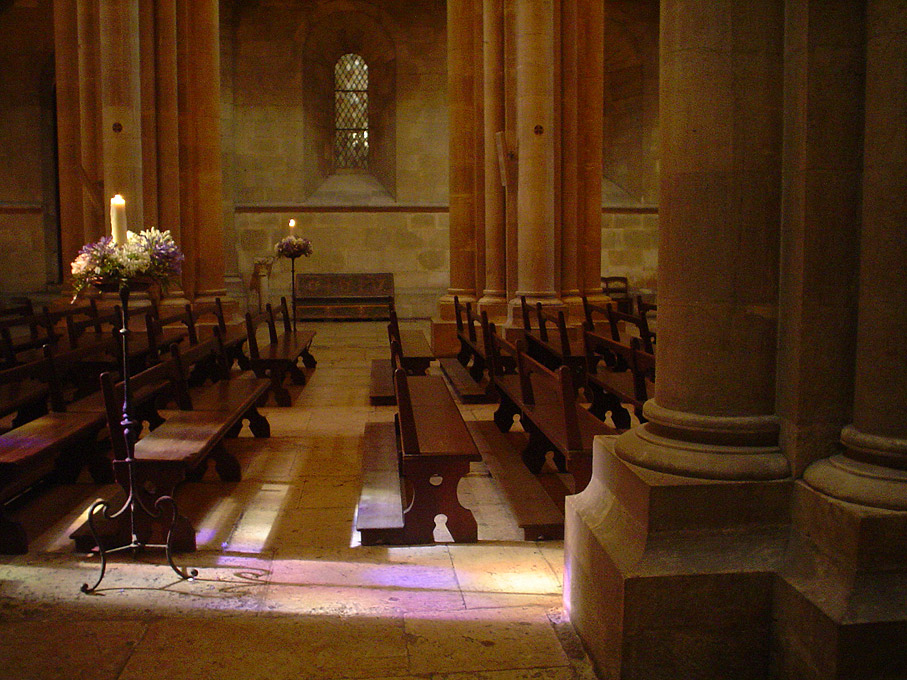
[225,1,448,316]
[235,208,448,319]
[601,209,658,290]
[0,1,56,296]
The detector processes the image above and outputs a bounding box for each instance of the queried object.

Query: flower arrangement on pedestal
[70,228,184,301]
[275,234,313,260]
[275,222,313,331]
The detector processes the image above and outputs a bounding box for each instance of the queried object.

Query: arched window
[334,53,369,169]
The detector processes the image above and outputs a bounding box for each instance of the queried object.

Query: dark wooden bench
[82,359,247,552]
[170,331,271,439]
[519,296,586,389]
[514,345,613,493]
[0,356,50,431]
[369,303,434,404]
[584,330,655,429]
[0,354,108,553]
[466,419,565,540]
[245,297,316,406]
[582,294,655,356]
[189,297,251,372]
[357,346,481,545]
[294,272,394,320]
[487,322,612,493]
[438,297,494,403]
[0,309,59,368]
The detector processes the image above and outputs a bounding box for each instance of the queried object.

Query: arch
[301,7,397,201]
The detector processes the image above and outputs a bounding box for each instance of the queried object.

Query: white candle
[110,195,127,246]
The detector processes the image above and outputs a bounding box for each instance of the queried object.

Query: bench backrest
[66,299,117,347]
[145,306,197,363]
[484,319,521,382]
[0,313,55,366]
[515,343,582,452]
[392,367,420,455]
[169,336,225,410]
[606,305,655,355]
[278,297,294,334]
[295,272,394,299]
[189,297,231,335]
[0,352,57,409]
[245,311,264,358]
[100,359,178,461]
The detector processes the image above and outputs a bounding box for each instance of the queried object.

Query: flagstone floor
[0,320,596,680]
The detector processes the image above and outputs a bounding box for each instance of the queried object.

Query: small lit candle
[110,195,127,246]
[288,219,296,229]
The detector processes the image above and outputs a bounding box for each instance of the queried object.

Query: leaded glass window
[334,53,369,169]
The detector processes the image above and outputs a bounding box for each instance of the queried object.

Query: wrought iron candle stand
[81,281,197,594]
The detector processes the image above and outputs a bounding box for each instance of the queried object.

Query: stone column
[616,0,789,482]
[479,0,507,315]
[177,0,225,300]
[446,0,477,304]
[578,0,604,299]
[559,0,580,304]
[565,2,790,678]
[802,0,907,508]
[98,0,143,230]
[514,0,557,302]
[54,0,85,268]
[154,0,181,242]
[774,9,907,676]
[472,0,486,300]
[138,0,158,230]
[76,0,104,244]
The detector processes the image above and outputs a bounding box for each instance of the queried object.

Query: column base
[565,435,791,680]
[773,481,907,679]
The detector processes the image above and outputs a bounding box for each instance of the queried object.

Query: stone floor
[0,321,596,680]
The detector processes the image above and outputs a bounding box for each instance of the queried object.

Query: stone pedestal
[773,482,907,679]
[566,436,791,680]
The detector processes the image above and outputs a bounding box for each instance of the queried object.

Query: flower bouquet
[275,234,313,260]
[70,228,184,301]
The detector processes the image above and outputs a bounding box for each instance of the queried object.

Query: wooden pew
[601,275,633,314]
[244,298,316,406]
[0,354,108,553]
[514,345,613,493]
[189,297,251,371]
[438,297,493,403]
[85,360,247,552]
[357,343,481,545]
[369,302,434,405]
[583,329,655,429]
[582,294,655,356]
[0,356,51,431]
[519,296,586,389]
[0,310,57,368]
[169,331,271,439]
[388,304,433,375]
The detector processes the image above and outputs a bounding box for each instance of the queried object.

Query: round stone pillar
[177,0,225,299]
[615,0,789,480]
[54,0,85,268]
[480,0,507,313]
[77,0,104,243]
[515,0,557,301]
[804,2,907,510]
[99,0,143,230]
[447,0,478,303]
[578,0,604,298]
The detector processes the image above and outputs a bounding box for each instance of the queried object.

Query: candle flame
[289,219,296,228]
